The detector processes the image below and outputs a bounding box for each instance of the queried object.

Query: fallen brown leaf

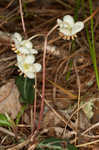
[0,80,21,119]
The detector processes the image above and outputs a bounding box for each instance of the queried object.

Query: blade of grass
[81,0,99,88]
[55,0,72,9]
[74,0,81,21]
[65,60,72,81]
[87,0,99,88]
[65,0,81,81]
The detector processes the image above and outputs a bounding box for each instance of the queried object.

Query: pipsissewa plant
[10,4,99,132]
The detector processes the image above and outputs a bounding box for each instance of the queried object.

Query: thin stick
[19,0,27,38]
[73,58,81,144]
[28,34,44,41]
[38,91,76,131]
[7,138,30,150]
[0,127,16,137]
[83,6,99,24]
[0,7,18,27]
[76,139,99,148]
[65,98,99,135]
[44,98,75,130]
[47,24,58,37]
[33,73,37,132]
[30,105,34,132]
[82,122,99,135]
[6,0,15,9]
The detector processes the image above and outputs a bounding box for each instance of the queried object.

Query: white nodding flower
[11,32,38,54]
[17,61,42,79]
[16,45,38,55]
[17,54,35,64]
[57,15,84,39]
[17,54,41,79]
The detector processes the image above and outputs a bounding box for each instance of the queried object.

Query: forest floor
[0,0,99,150]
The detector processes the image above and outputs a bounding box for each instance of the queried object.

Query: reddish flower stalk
[37,25,58,130]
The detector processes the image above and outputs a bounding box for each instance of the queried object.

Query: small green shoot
[15,104,27,125]
[0,114,12,127]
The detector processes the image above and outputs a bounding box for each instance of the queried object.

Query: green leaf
[40,137,64,145]
[15,104,27,125]
[0,114,12,127]
[37,138,78,150]
[38,137,66,150]
[15,75,35,104]
[67,143,78,150]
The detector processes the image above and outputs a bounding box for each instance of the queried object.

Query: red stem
[37,25,58,130]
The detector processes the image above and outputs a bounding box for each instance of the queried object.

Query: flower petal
[18,63,35,79]
[17,61,41,79]
[17,54,24,63]
[63,15,74,27]
[13,39,21,46]
[12,32,22,42]
[57,19,64,28]
[33,63,42,72]
[59,28,72,36]
[24,55,35,64]
[17,54,35,64]
[17,62,24,73]
[18,47,29,54]
[20,40,33,49]
[29,49,38,54]
[17,46,38,54]
[72,21,84,35]
[25,72,35,79]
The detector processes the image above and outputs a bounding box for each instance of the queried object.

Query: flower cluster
[11,32,41,79]
[57,15,84,40]
[10,16,84,77]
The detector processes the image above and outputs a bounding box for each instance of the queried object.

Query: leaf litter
[0,0,99,149]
